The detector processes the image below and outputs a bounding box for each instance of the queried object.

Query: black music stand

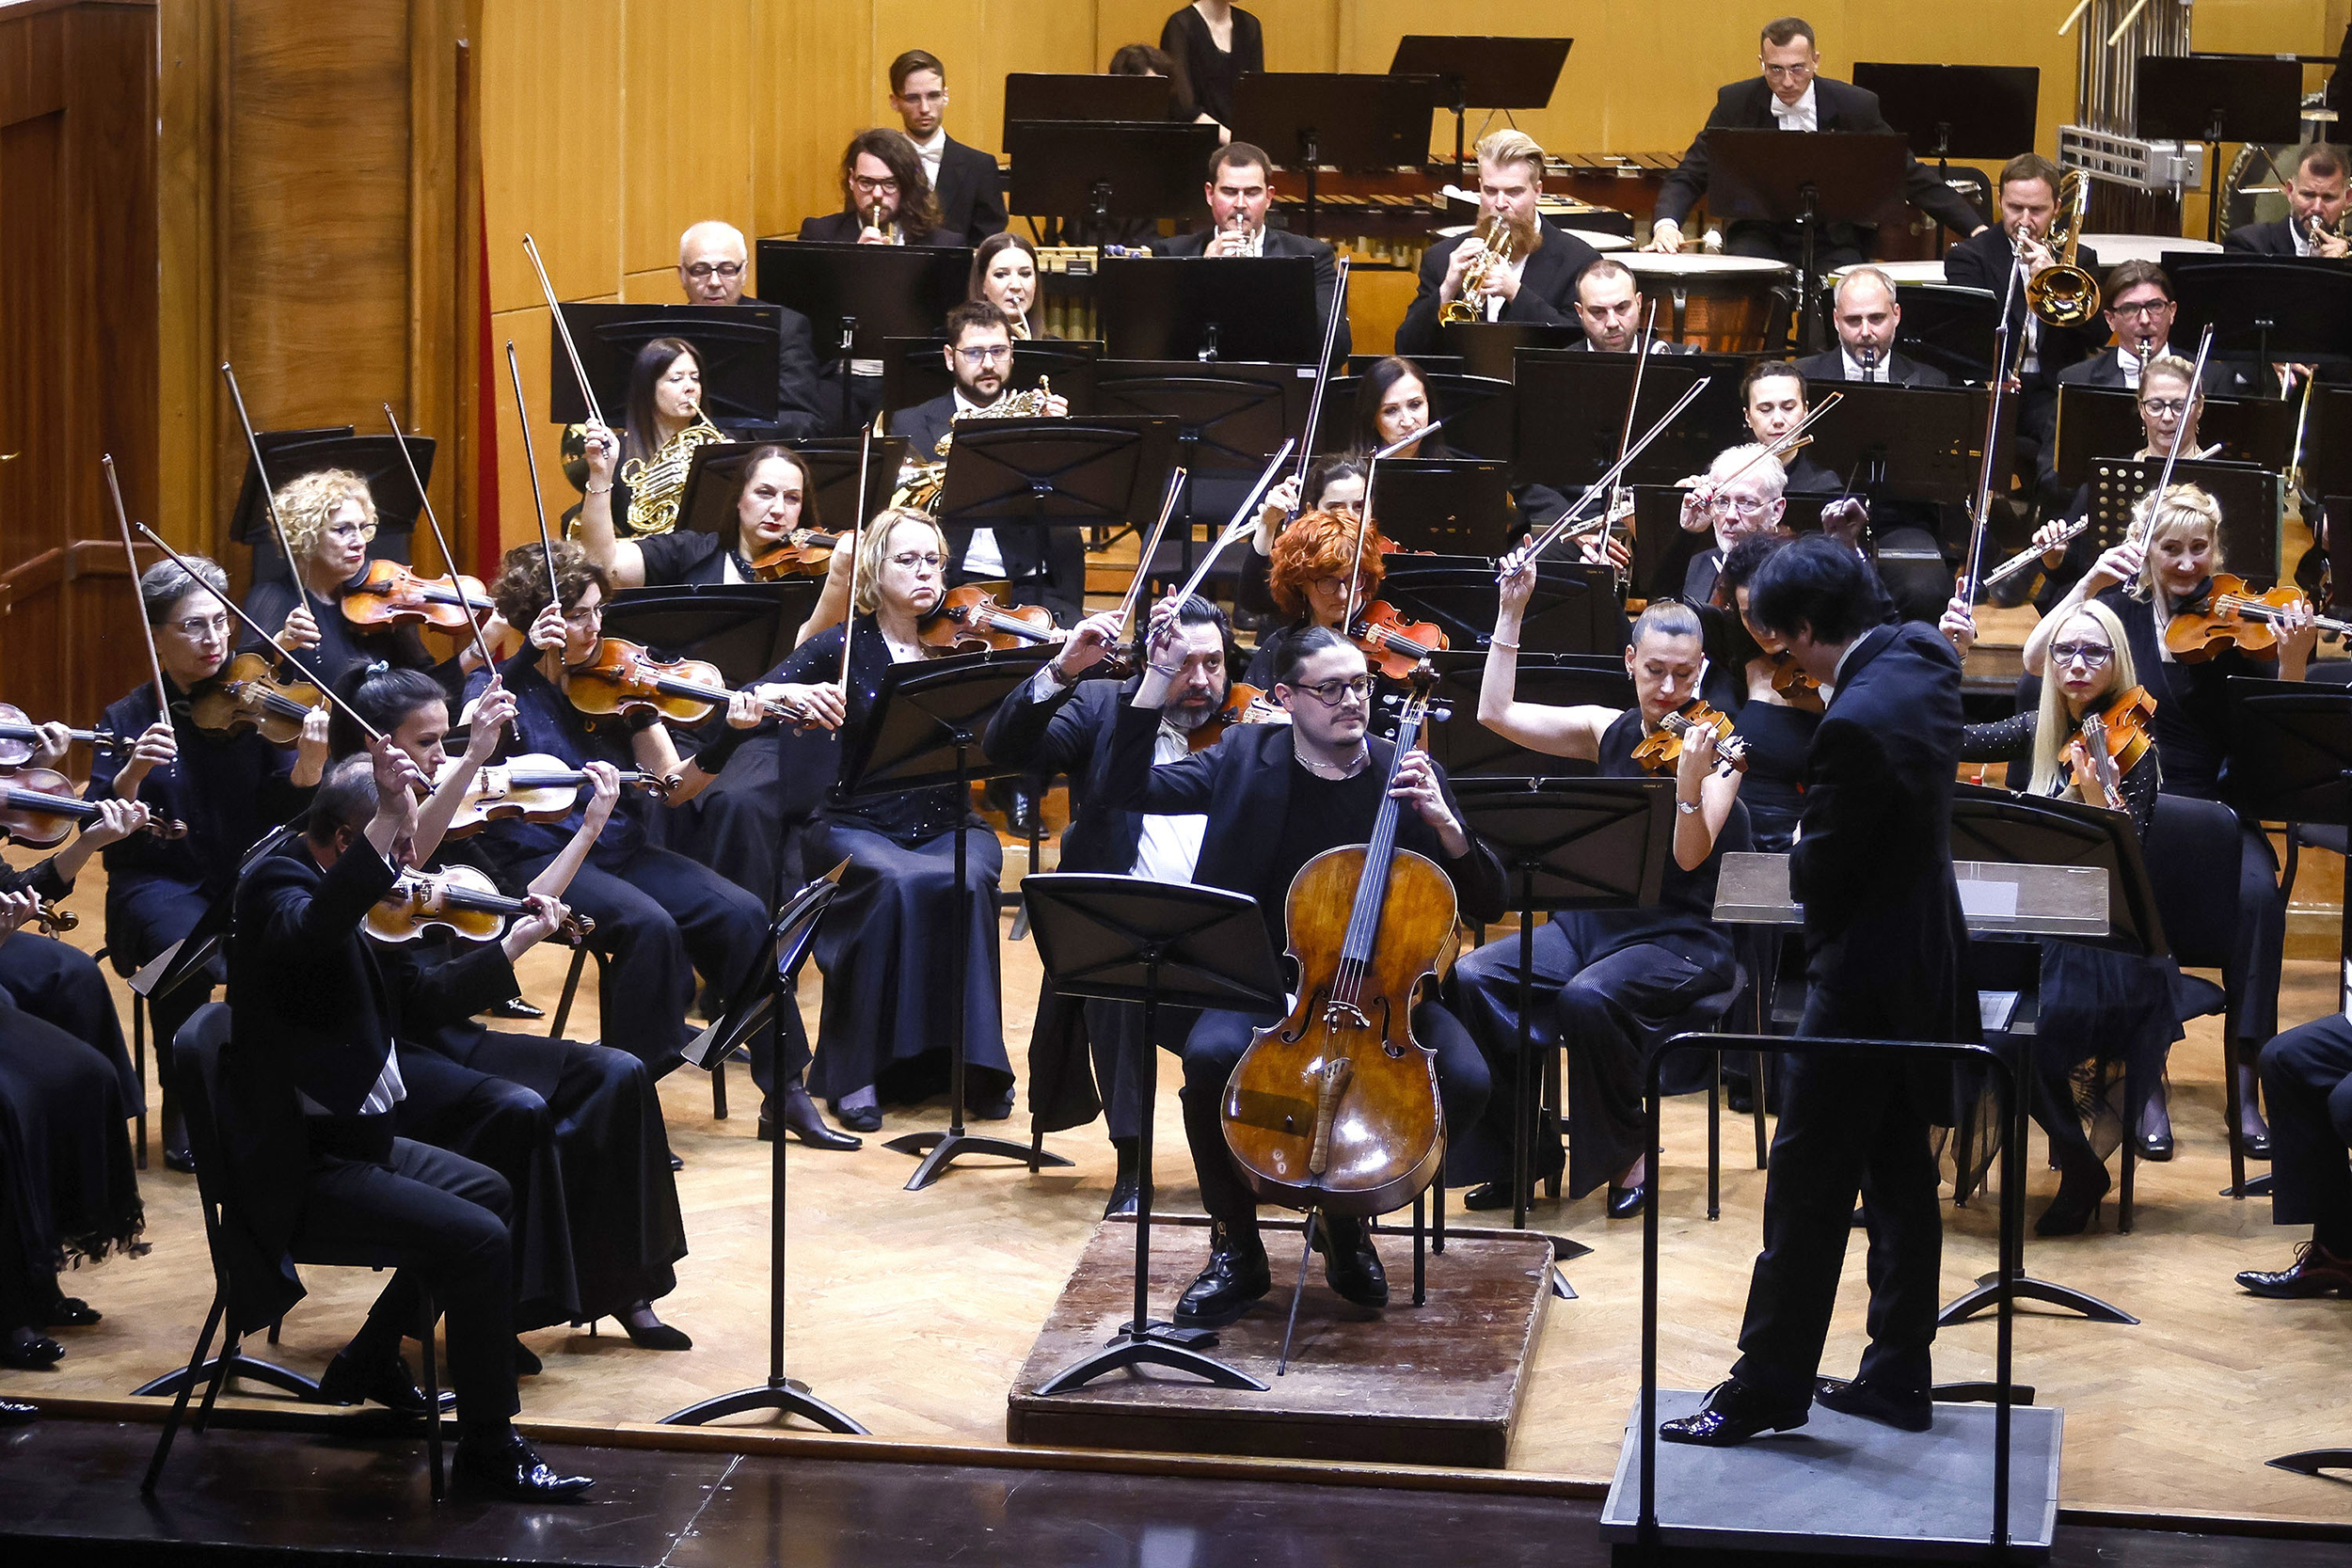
[602,582,818,689]
[2162,256,2352,388]
[1022,874,1286,1395]
[1509,351,1751,492]
[1703,129,1910,353]
[1440,321,1584,382]
[1002,72,1178,136]
[1089,362,1304,561]
[546,303,783,427]
[881,338,1100,419]
[1420,653,1632,781]
[673,436,910,541]
[2087,456,2282,580]
[837,650,1073,1190]
[663,866,865,1433]
[1377,561,1627,657]
[1806,382,2017,547]
[1851,63,2036,254]
[1096,255,1319,364]
[1004,120,1219,235]
[755,240,974,436]
[1387,37,1572,180]
[2052,388,2293,493]
[1371,460,1513,556]
[1873,282,2000,383]
[232,429,428,579]
[2136,56,2304,244]
[935,415,1179,569]
[1314,371,1517,464]
[1230,72,1436,238]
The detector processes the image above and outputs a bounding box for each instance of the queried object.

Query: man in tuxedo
[2237,1014,2352,1299]
[225,752,592,1499]
[892,300,1080,621]
[676,220,825,441]
[2056,261,2240,396]
[2226,141,2350,258]
[1795,267,1947,385]
[1396,129,1601,356]
[982,595,1236,1217]
[887,49,1007,247]
[796,129,959,247]
[1565,260,1695,355]
[1646,16,1986,266]
[1152,142,1351,367]
[1662,534,1973,1446]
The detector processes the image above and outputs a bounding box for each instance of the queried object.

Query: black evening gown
[0,996,144,1299]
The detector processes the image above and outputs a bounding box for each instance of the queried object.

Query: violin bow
[1171,438,1297,607]
[1520,379,1712,563]
[1960,255,2027,602]
[100,454,172,720]
[129,521,387,744]
[838,420,873,694]
[504,340,566,613]
[219,363,309,594]
[1293,256,1352,491]
[2132,324,2215,552]
[1343,420,1447,630]
[522,234,607,430]
[1597,298,1662,571]
[1116,466,1186,641]
[383,404,499,675]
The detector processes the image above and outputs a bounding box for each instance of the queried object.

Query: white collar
[1831,633,1866,689]
[1770,82,1818,129]
[1840,346,1888,381]
[952,386,1005,417]
[912,128,946,156]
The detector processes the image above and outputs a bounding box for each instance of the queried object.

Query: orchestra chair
[140,1004,447,1501]
[2145,793,2258,1202]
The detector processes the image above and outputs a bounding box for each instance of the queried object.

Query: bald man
[678,220,826,441]
[1792,269,1947,387]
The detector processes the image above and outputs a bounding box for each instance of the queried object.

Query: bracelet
[1149,663,1183,676]
[1489,638,1519,653]
[584,482,614,495]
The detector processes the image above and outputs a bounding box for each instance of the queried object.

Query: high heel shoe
[2239,1130,2273,1161]
[2135,1129,2173,1163]
[618,1306,692,1353]
[2035,1164,2111,1238]
[1607,1182,1648,1219]
[759,1089,862,1150]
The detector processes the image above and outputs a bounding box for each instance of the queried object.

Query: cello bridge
[1322,1000,1371,1033]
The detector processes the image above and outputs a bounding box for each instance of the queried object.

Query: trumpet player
[796,129,955,247]
[2225,142,2351,260]
[1152,143,1350,365]
[1396,129,1600,356]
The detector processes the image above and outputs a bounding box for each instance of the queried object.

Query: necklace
[1296,746,1368,780]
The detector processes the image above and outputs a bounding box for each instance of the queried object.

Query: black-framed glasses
[1284,674,1375,707]
[850,175,899,195]
[2050,641,2113,668]
[2109,299,2170,317]
[954,344,1013,365]
[684,261,743,280]
[2138,398,2191,418]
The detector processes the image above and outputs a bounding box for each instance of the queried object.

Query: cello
[1219,665,1451,1230]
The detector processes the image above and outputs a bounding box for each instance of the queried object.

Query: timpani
[1829,259,1949,286]
[1619,252,1789,354]
[2081,233,2222,264]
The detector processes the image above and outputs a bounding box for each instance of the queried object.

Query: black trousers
[2229,820,2285,1057]
[1731,988,1945,1403]
[300,1124,518,1428]
[104,875,215,1123]
[1082,998,1198,1146]
[1724,220,1867,273]
[0,932,141,1117]
[2258,1015,2352,1256]
[1179,1003,1489,1245]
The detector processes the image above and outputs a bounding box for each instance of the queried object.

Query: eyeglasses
[2050,641,2113,668]
[162,613,230,639]
[563,602,605,626]
[2139,398,2192,418]
[1761,62,1815,80]
[683,261,743,280]
[324,521,376,544]
[850,175,899,196]
[1309,575,1375,599]
[888,552,946,571]
[2109,299,2170,318]
[954,344,1013,365]
[1703,492,1777,517]
[1285,674,1375,707]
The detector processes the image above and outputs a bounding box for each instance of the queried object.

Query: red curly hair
[1267,508,1390,619]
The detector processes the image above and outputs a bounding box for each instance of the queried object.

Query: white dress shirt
[912,128,946,191]
[1840,346,1888,382]
[1015,666,1208,881]
[1770,83,1819,134]
[952,387,1009,577]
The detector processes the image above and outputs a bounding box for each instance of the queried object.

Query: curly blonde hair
[1267,508,1389,619]
[853,508,947,614]
[272,468,377,562]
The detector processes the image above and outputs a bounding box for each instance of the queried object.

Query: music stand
[602,581,818,689]
[663,866,865,1433]
[671,436,908,543]
[880,338,1100,419]
[1852,64,2040,162]
[1439,321,1585,382]
[1230,71,1438,238]
[546,303,783,427]
[1004,121,1219,233]
[935,414,1179,561]
[1314,371,1517,464]
[1387,37,1572,180]
[755,240,974,435]
[1370,460,1513,556]
[2136,56,2304,244]
[1420,653,1631,780]
[2052,388,2294,493]
[1022,874,1287,1395]
[1377,561,1627,657]
[2086,456,2282,580]
[1702,129,1910,353]
[1002,72,1177,136]
[232,429,428,577]
[2228,677,2352,1008]
[1096,255,1320,364]
[1509,351,1752,493]
[835,650,1074,1189]
[1873,283,1999,383]
[1804,383,2017,537]
[2162,256,2352,387]
[1090,362,1305,562]
[2307,393,2352,506]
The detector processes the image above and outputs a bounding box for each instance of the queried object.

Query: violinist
[1958,600,2180,1235]
[1349,354,1573,544]
[1677,443,1791,605]
[577,433,850,600]
[1244,508,1383,689]
[2025,485,2310,1161]
[982,595,1237,1216]
[330,664,692,1353]
[90,557,331,1172]
[1242,456,1365,621]
[245,468,449,688]
[742,511,1016,1132]
[1708,533,1820,853]
[1451,588,1751,1217]
[1098,616,1504,1326]
[1735,363,1846,497]
[1396,129,1600,356]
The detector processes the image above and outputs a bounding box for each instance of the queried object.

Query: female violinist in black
[1706,532,1820,854]
[245,467,453,689]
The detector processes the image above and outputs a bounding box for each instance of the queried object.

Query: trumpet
[2026,169,2100,328]
[2308,210,2348,252]
[1439,220,1517,325]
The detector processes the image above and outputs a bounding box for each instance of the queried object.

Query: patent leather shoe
[487,995,544,1022]
[1814,1375,1932,1433]
[43,1296,100,1329]
[0,1330,62,1370]
[2135,1129,2174,1163]
[316,1350,451,1417]
[1313,1214,1389,1308]
[1658,1378,1810,1447]
[759,1090,862,1150]
[2034,1164,2109,1238]
[2238,1241,2352,1299]
[1173,1225,1270,1327]
[163,1146,196,1175]
[620,1307,692,1352]
[1607,1182,1648,1220]
[2240,1130,2274,1161]
[453,1428,594,1501]
[0,1397,33,1425]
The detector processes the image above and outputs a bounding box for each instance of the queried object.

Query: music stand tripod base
[1034,1320,1268,1397]
[664,1378,867,1433]
[1939,1267,2138,1328]
[887,1125,1062,1192]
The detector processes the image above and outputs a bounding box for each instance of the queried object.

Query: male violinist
[1097,615,1506,1326]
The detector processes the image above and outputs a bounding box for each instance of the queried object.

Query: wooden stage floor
[6,863,2352,1538]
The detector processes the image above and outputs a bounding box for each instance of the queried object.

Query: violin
[747,527,849,580]
[918,584,1065,657]
[1349,600,1449,680]
[1768,652,1824,712]
[0,768,184,848]
[339,560,497,635]
[1186,682,1286,752]
[187,652,326,745]
[0,704,124,768]
[2163,575,2352,662]
[365,863,591,945]
[439,752,674,837]
[562,637,809,728]
[2060,685,2156,813]
[1219,666,1449,1218]
[1630,700,1749,778]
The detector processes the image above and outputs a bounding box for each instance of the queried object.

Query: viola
[0,704,124,768]
[365,863,591,945]
[187,652,326,745]
[338,559,497,635]
[1219,665,1449,1218]
[747,527,849,580]
[2060,685,2155,813]
[918,585,1066,657]
[0,768,184,849]
[1186,682,1286,752]
[438,752,674,837]
[1630,700,1749,778]
[1767,651,1824,712]
[1349,600,1449,680]
[2164,575,2352,662]
[562,637,809,728]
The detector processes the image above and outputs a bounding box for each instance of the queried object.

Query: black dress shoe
[2136,1129,2174,1162]
[0,1397,34,1425]
[830,1099,883,1134]
[2239,1241,2352,1298]
[315,1350,451,1417]
[1173,1226,1272,1327]
[1462,1180,1518,1212]
[0,1330,62,1370]
[1815,1375,1931,1432]
[1104,1142,1139,1218]
[1314,1214,1389,1308]
[453,1429,594,1501]
[513,1339,542,1377]
[2241,1130,2274,1161]
[43,1297,100,1329]
[2034,1164,2110,1238]
[1725,1078,1756,1115]
[1659,1378,1811,1447]
[759,1091,863,1150]
[620,1307,692,1352]
[487,995,545,1022]
[163,1147,196,1175]
[1607,1182,1648,1220]
[668,1150,684,1170]
[966,1085,1016,1121]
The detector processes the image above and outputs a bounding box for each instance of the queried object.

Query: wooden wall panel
[752,0,873,240]
[480,0,622,312]
[620,0,754,276]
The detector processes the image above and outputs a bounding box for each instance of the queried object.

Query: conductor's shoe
[1659,1378,1810,1447]
[316,1350,453,1418]
[453,1428,595,1501]
[1814,1375,1932,1432]
[1104,1141,1139,1218]
[0,1397,33,1425]
[1313,1214,1389,1308]
[1173,1225,1270,1327]
[2238,1241,2352,1299]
